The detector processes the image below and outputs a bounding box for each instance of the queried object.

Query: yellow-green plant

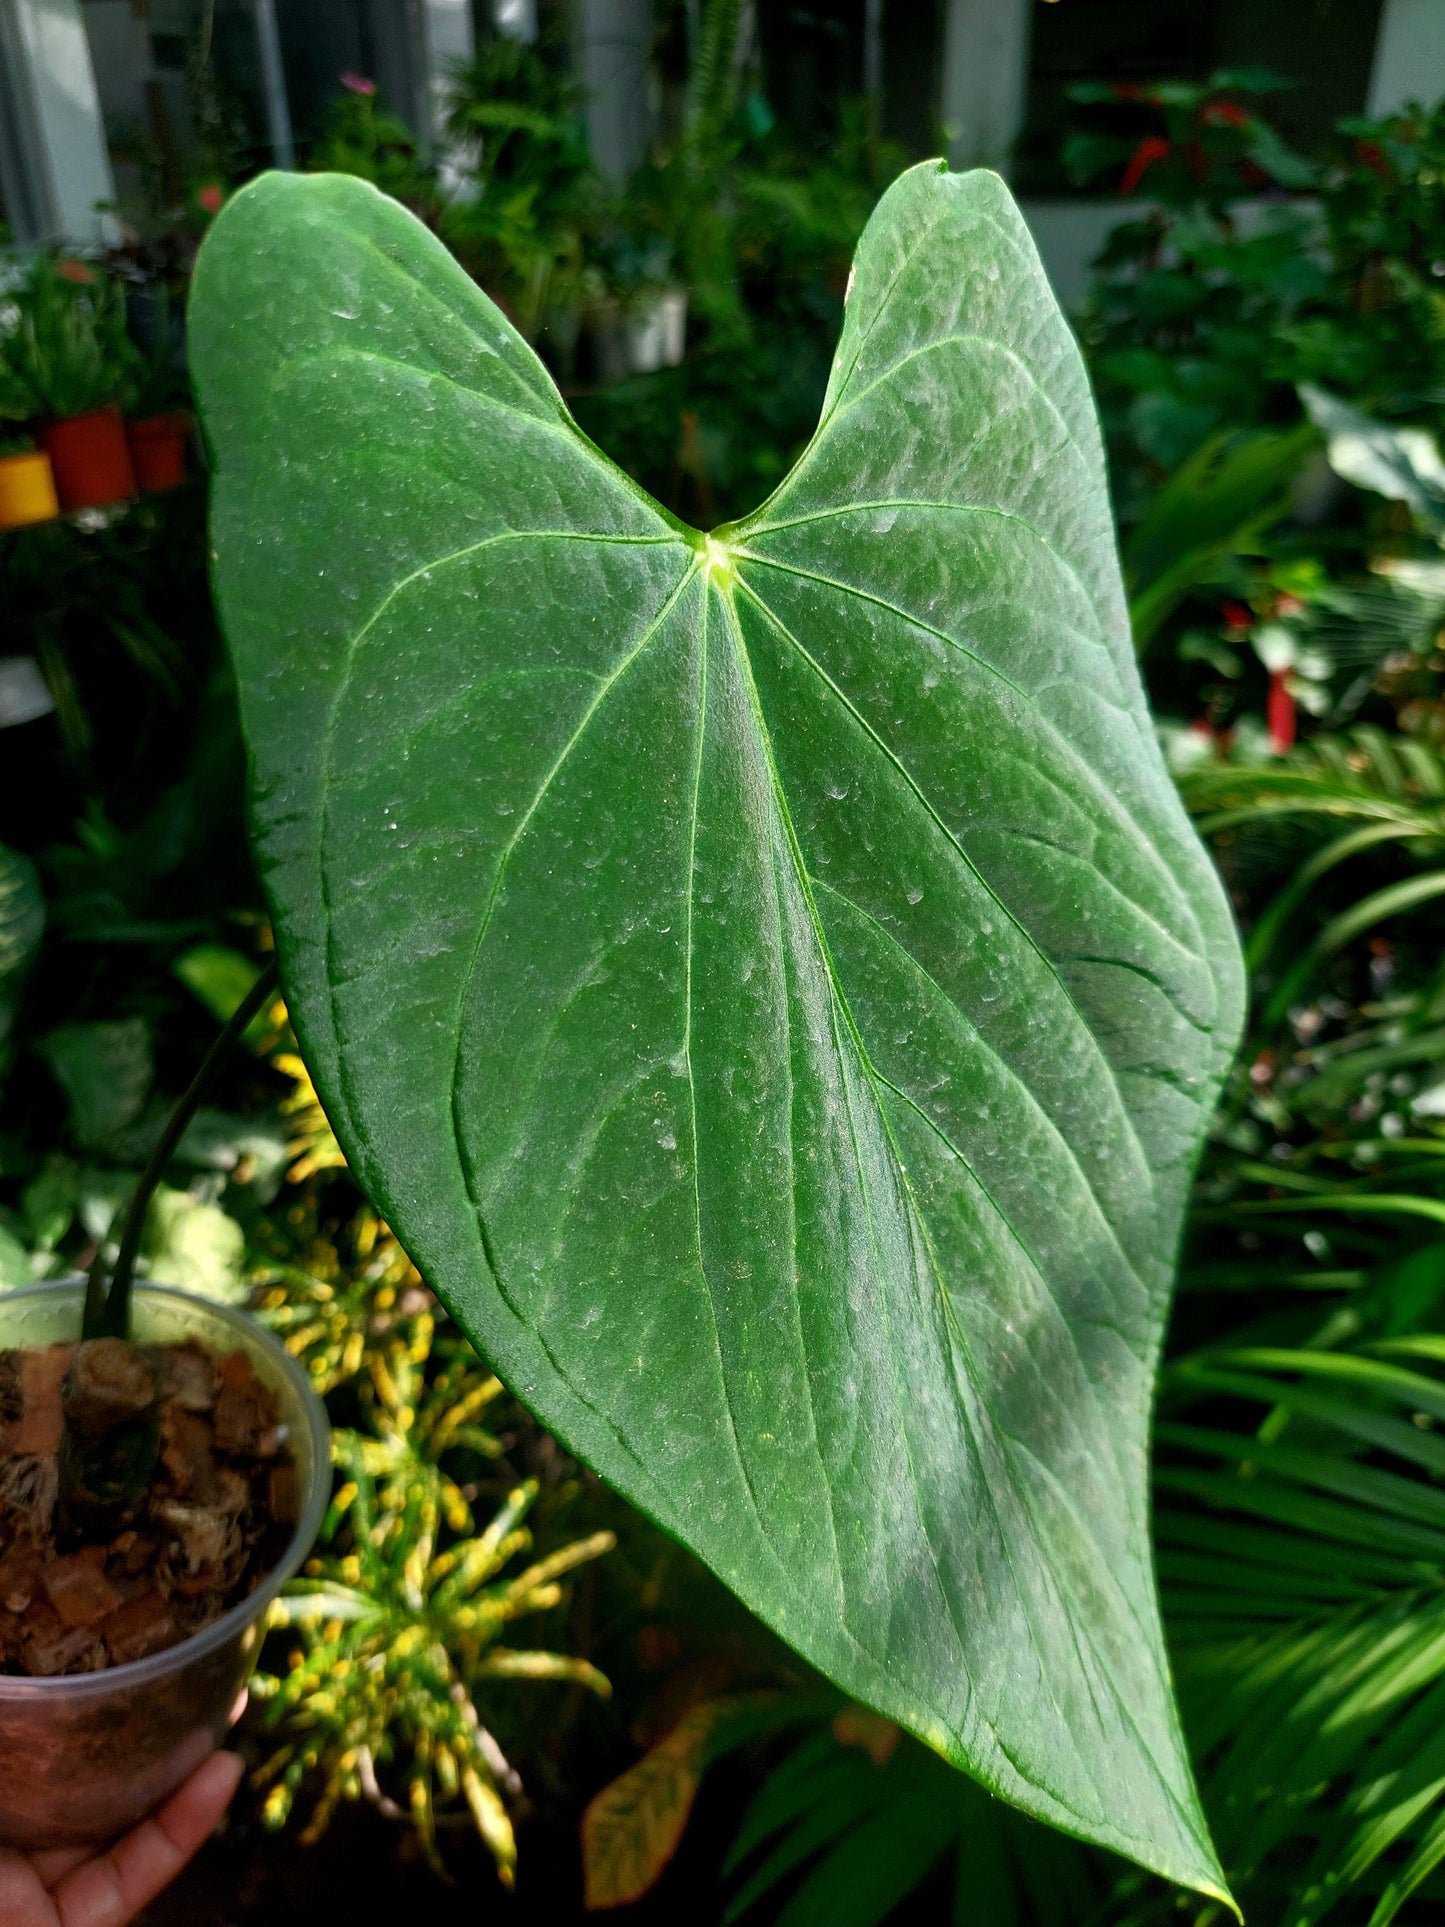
[252,1208,424,1394]
[251,1290,614,1882]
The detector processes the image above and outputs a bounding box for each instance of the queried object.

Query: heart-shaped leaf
[190,164,1243,1897]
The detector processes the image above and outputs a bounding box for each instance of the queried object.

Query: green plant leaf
[189,163,1245,1895]
[1154,1338,1445,1925]
[40,1016,153,1153]
[1124,425,1318,652]
[141,1185,247,1302]
[1301,384,1445,539]
[0,842,42,1096]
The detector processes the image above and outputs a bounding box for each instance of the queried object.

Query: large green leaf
[189,164,1244,1895]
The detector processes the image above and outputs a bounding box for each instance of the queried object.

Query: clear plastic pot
[0,1280,330,1850]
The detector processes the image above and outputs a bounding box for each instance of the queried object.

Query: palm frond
[1152,1339,1445,1924]
[721,1718,1098,1927]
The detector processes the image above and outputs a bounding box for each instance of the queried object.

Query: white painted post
[252,0,295,170]
[578,0,652,185]
[1368,0,1445,115]
[939,0,1031,173]
[492,0,538,41]
[417,0,477,196]
[0,0,116,246]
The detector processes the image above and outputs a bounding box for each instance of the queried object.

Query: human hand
[0,1749,243,1927]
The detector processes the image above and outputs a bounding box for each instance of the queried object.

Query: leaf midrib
[323,521,1199,1851]
[319,518,1168,1392]
[730,572,1169,1190]
[715,566,1112,1826]
[714,571,1198,1852]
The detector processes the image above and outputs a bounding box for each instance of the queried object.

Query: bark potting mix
[0,1337,299,1675]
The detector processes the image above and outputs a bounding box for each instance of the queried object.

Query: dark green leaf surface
[190,164,1243,1894]
[0,843,42,1070]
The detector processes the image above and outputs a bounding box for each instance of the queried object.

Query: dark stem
[84,958,280,1341]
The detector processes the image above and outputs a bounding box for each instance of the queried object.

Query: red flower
[56,259,94,284]
[196,183,224,214]
[1120,135,1170,196]
[340,72,377,96]
[1200,100,1249,128]
[1221,600,1254,633]
[1267,669,1297,754]
[1356,139,1391,180]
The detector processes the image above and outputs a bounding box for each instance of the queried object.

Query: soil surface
[0,1337,297,1674]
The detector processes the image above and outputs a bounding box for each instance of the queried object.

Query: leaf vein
[732,577,1162,1184]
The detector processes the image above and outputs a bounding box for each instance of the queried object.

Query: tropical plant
[1187,727,1445,1038]
[589,1696,1099,1926]
[613,0,753,338]
[0,910,632,1885]
[189,160,1246,1896]
[1058,70,1314,210]
[707,1316,1445,1926]
[597,712,1445,1925]
[0,256,141,421]
[440,33,599,341]
[1068,87,1445,553]
[574,97,904,520]
[1143,726,1445,1925]
[308,76,439,218]
[1125,423,1320,651]
[10,30,1445,1922]
[1147,1334,1445,1925]
[250,1287,615,1884]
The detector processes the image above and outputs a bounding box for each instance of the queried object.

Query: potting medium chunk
[100,1589,177,1665]
[267,1461,300,1526]
[213,1351,279,1458]
[108,1527,159,1576]
[62,1338,158,1438]
[0,1455,58,1542]
[20,1606,106,1677]
[0,1355,20,1428]
[0,1347,69,1458]
[41,1547,123,1628]
[156,1479,249,1597]
[0,1541,42,1613]
[159,1405,218,1496]
[160,1341,219,1414]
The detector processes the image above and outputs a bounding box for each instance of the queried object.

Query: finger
[228,1688,249,1727]
[30,1847,89,1890]
[0,1850,58,1926]
[55,1751,243,1927]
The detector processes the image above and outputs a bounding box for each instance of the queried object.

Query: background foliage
[9,13,1445,1922]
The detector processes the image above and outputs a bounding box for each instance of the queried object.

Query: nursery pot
[125,411,193,494]
[37,407,137,513]
[0,451,59,530]
[0,1279,330,1850]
